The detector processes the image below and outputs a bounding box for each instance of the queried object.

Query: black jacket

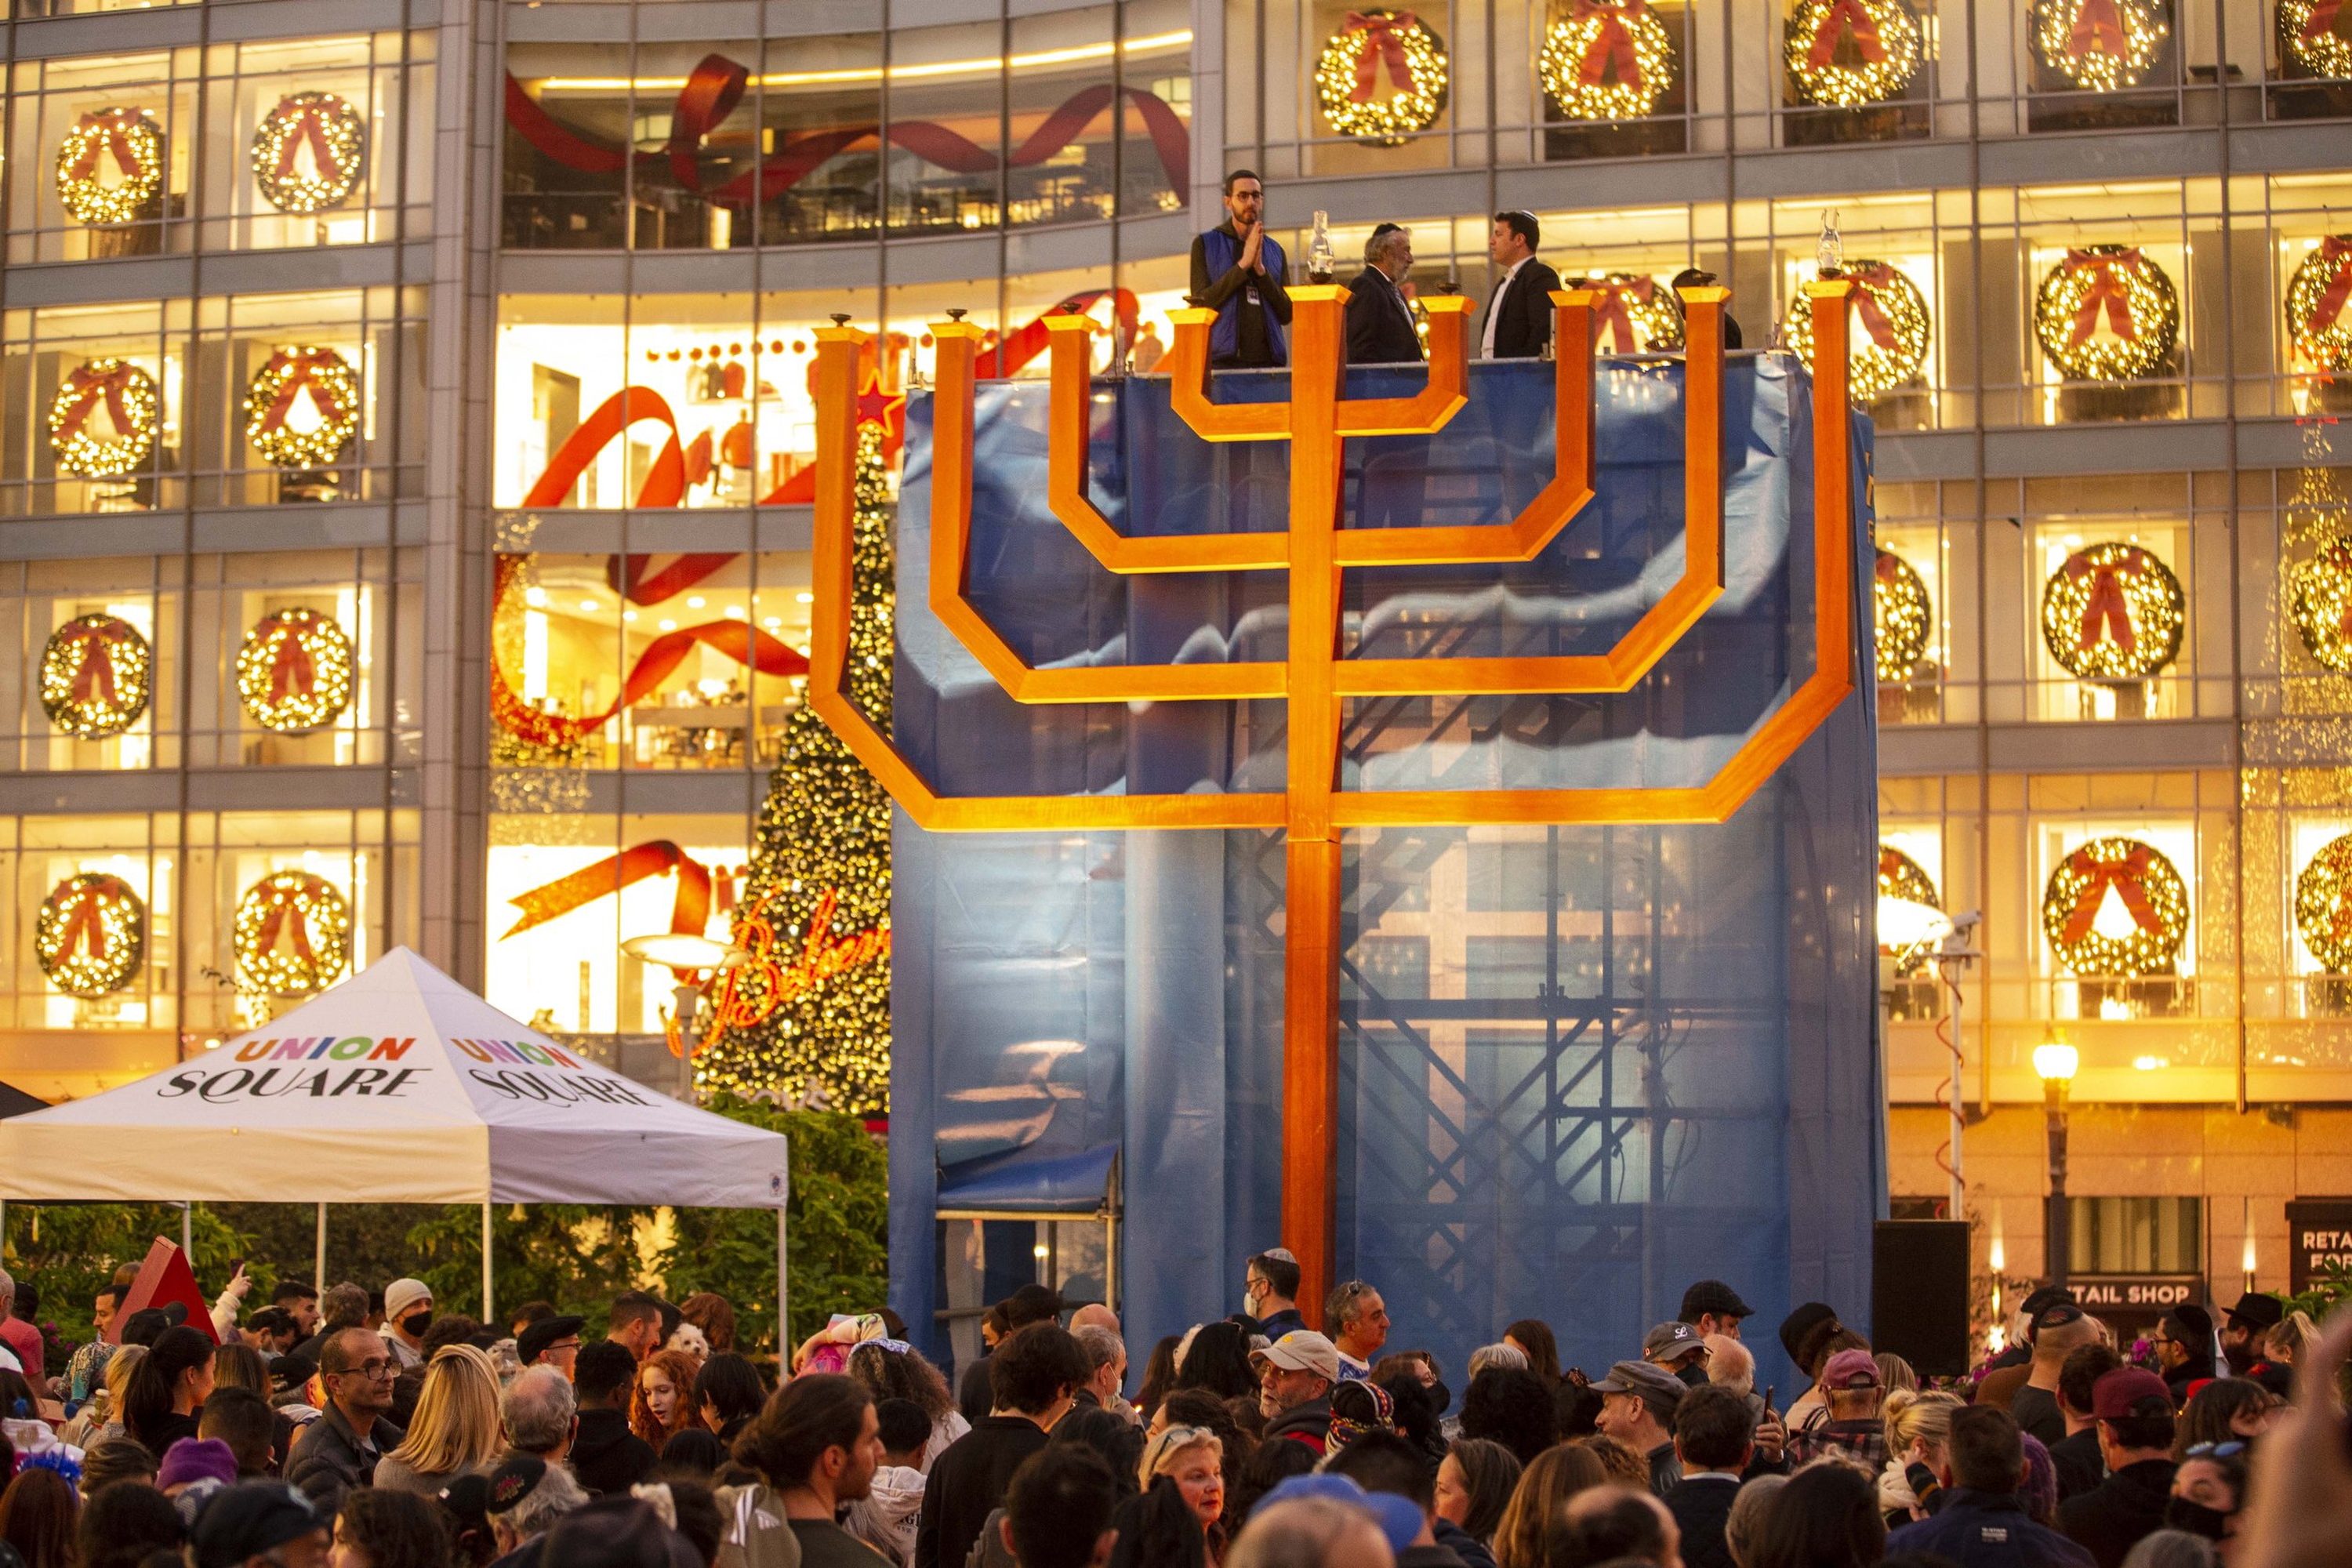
[2049,1428,2103,1503]
[571,1405,657,1496]
[957,1353,993,1426]
[1264,1394,1333,1454]
[2057,1458,2176,1568]
[1665,1475,1741,1568]
[1480,260,1563,359]
[2161,1356,2215,1403]
[1346,268,1424,365]
[915,1414,1048,1568]
[285,1401,404,1515]
[1431,1519,1496,1568]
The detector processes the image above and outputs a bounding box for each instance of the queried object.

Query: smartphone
[1764,1384,1775,1411]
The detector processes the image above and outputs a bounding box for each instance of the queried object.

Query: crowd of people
[1,1249,2349,1568]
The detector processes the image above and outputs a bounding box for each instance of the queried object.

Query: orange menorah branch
[808,280,1860,1318]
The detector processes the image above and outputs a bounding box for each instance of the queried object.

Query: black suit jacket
[1345,267,1424,365]
[1665,1475,1741,1568]
[1482,259,1563,358]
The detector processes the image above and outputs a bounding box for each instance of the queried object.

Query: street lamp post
[619,934,746,1103]
[2034,1040,2079,1290]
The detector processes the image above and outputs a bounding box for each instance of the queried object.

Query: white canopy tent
[0,948,791,1323]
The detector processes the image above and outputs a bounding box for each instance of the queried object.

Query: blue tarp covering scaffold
[885,352,1882,1396]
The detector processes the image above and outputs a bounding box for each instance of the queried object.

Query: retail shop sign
[2071,1275,2203,1312]
[2287,1199,2352,1294]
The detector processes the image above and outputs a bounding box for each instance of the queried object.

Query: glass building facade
[3,0,2350,1303]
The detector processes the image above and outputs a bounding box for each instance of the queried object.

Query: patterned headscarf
[1324,1377,1395,1457]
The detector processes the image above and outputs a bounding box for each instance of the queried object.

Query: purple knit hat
[158,1436,239,1491]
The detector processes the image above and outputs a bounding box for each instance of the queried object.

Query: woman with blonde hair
[1879,1388,1963,1523]
[1492,1443,1609,1568]
[630,1347,702,1451]
[1138,1423,1227,1563]
[2264,1308,2317,1367]
[375,1344,503,1494]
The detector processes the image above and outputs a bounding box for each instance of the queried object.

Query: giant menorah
[810,279,1860,1315]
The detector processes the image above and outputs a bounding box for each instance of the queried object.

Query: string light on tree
[695,423,894,1114]
[1784,260,1931,401]
[245,346,361,470]
[48,360,161,479]
[236,608,355,735]
[2285,236,2352,373]
[35,871,145,1000]
[2040,541,2184,681]
[41,613,152,739]
[2288,536,2352,673]
[1570,274,1686,353]
[1877,844,1941,976]
[2296,832,2352,975]
[2280,0,2352,79]
[1784,0,1922,107]
[2042,835,2189,978]
[1316,10,1450,145]
[234,869,353,996]
[2031,0,2168,90]
[250,92,365,214]
[1873,549,1933,678]
[54,107,164,227]
[1541,0,1676,122]
[2034,244,2179,382]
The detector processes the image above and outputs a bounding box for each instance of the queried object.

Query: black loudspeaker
[1871,1220,1972,1377]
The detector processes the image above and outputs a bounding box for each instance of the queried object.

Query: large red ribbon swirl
[2066,549,2143,654]
[1807,0,1888,69]
[503,840,715,979]
[2064,248,2144,347]
[1344,13,1418,100]
[1572,0,1651,90]
[2057,843,2160,946]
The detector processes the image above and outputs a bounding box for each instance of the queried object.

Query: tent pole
[314,1203,327,1290]
[776,1205,789,1357]
[182,1202,192,1261]
[481,1203,495,1323]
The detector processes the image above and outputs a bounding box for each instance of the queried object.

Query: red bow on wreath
[1589,276,1658,354]
[503,840,714,980]
[2064,249,2144,347]
[253,349,348,437]
[2066,549,2145,654]
[1875,551,1907,590]
[2056,842,2161,946]
[2067,0,2129,58]
[53,363,144,445]
[1345,13,1420,100]
[1806,0,1889,70]
[53,880,121,962]
[2302,0,2343,47]
[67,110,147,182]
[60,619,136,706]
[1843,263,1904,349]
[2303,236,2352,340]
[1571,0,1653,90]
[252,886,325,967]
[270,98,350,185]
[251,615,322,703]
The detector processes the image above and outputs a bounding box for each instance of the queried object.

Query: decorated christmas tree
[695,423,894,1113]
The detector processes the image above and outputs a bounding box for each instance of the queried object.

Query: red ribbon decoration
[2303,236,2352,341]
[1875,550,1905,590]
[270,98,348,185]
[1806,0,1889,69]
[253,348,348,436]
[1344,12,1418,100]
[2066,548,2144,654]
[2056,843,2161,946]
[1589,276,1658,354]
[54,884,115,962]
[1844,263,1902,349]
[61,619,135,706]
[2067,0,2129,59]
[505,66,1191,208]
[53,363,143,445]
[1571,0,1651,90]
[67,110,147,183]
[2064,249,2145,347]
[252,883,326,969]
[503,841,715,980]
[2302,0,2343,47]
[250,613,322,704]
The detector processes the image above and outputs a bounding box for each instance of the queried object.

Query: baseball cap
[1679,1280,1755,1322]
[2090,1367,2174,1420]
[2226,1292,2284,1332]
[517,1313,586,1367]
[1592,1359,1687,1414]
[1820,1348,1882,1390]
[1258,1474,1423,1555]
[1250,1330,1341,1383]
[1645,1321,1706,1363]
[191,1483,323,1568]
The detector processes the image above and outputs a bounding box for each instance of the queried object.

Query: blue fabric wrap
[884,355,1882,1399]
[1200,227,1290,365]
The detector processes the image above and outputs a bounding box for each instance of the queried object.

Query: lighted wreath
[2042,835,2189,978]
[2032,0,2169,90]
[251,92,365,215]
[2280,0,2352,79]
[1541,0,1677,122]
[1316,10,1450,145]
[49,359,161,479]
[245,347,361,470]
[1878,843,1940,976]
[1785,0,1922,107]
[236,608,354,735]
[2285,236,2352,372]
[2296,833,2352,974]
[1572,274,1686,353]
[1873,549,1933,678]
[35,871,146,1000]
[234,869,352,996]
[1785,260,1931,401]
[2288,537,2352,673]
[55,107,165,227]
[2040,542,2184,681]
[41,613,152,739]
[2034,245,2180,382]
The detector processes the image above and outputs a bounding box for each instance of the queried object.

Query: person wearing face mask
[1243,1251,1305,1341]
[381,1279,434,1371]
[2164,1443,2246,1566]
[2057,1370,2177,1568]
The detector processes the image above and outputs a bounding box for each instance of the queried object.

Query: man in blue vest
[1189,169,1292,368]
